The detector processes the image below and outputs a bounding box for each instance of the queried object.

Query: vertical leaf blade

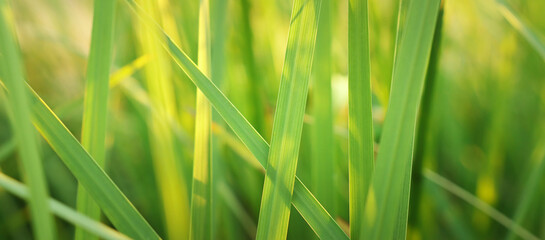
[0,1,57,239]
[135,0,191,238]
[190,0,212,238]
[75,0,117,239]
[122,1,347,238]
[311,0,335,215]
[256,0,322,239]
[362,0,441,239]
[348,0,374,239]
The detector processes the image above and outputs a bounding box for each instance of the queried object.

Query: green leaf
[22,85,160,239]
[209,0,229,238]
[362,1,441,239]
[255,0,322,238]
[122,0,348,238]
[75,0,117,239]
[424,169,539,240]
[506,148,545,240]
[238,0,265,135]
[134,0,191,238]
[311,0,335,216]
[190,0,212,239]
[0,1,57,239]
[0,172,130,240]
[348,0,374,239]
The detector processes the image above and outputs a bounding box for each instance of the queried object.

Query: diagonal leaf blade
[0,172,130,240]
[23,85,160,239]
[496,1,545,62]
[122,0,347,238]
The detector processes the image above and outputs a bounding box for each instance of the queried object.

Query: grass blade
[311,0,335,216]
[0,172,130,240]
[255,0,322,238]
[12,84,160,239]
[496,1,545,62]
[408,1,444,230]
[239,0,265,135]
[362,0,441,239]
[122,1,347,238]
[75,0,117,239]
[209,0,229,237]
[135,0,190,238]
[506,145,545,240]
[424,169,539,240]
[0,1,57,239]
[190,0,212,238]
[348,0,374,239]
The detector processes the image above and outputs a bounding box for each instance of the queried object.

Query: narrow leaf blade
[348,0,374,238]
[256,0,322,238]
[0,1,57,239]
[75,0,117,239]
[122,1,347,238]
[362,1,441,239]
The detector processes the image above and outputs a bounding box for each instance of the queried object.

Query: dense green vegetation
[1,0,544,239]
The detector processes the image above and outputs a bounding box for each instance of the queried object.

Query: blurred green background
[1,0,544,239]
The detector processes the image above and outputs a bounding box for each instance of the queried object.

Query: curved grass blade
[361,1,441,239]
[190,0,212,239]
[348,0,374,239]
[0,173,130,240]
[122,0,347,238]
[496,1,545,62]
[255,0,322,238]
[424,169,539,240]
[13,84,160,239]
[75,0,117,239]
[312,0,335,216]
[0,1,57,239]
